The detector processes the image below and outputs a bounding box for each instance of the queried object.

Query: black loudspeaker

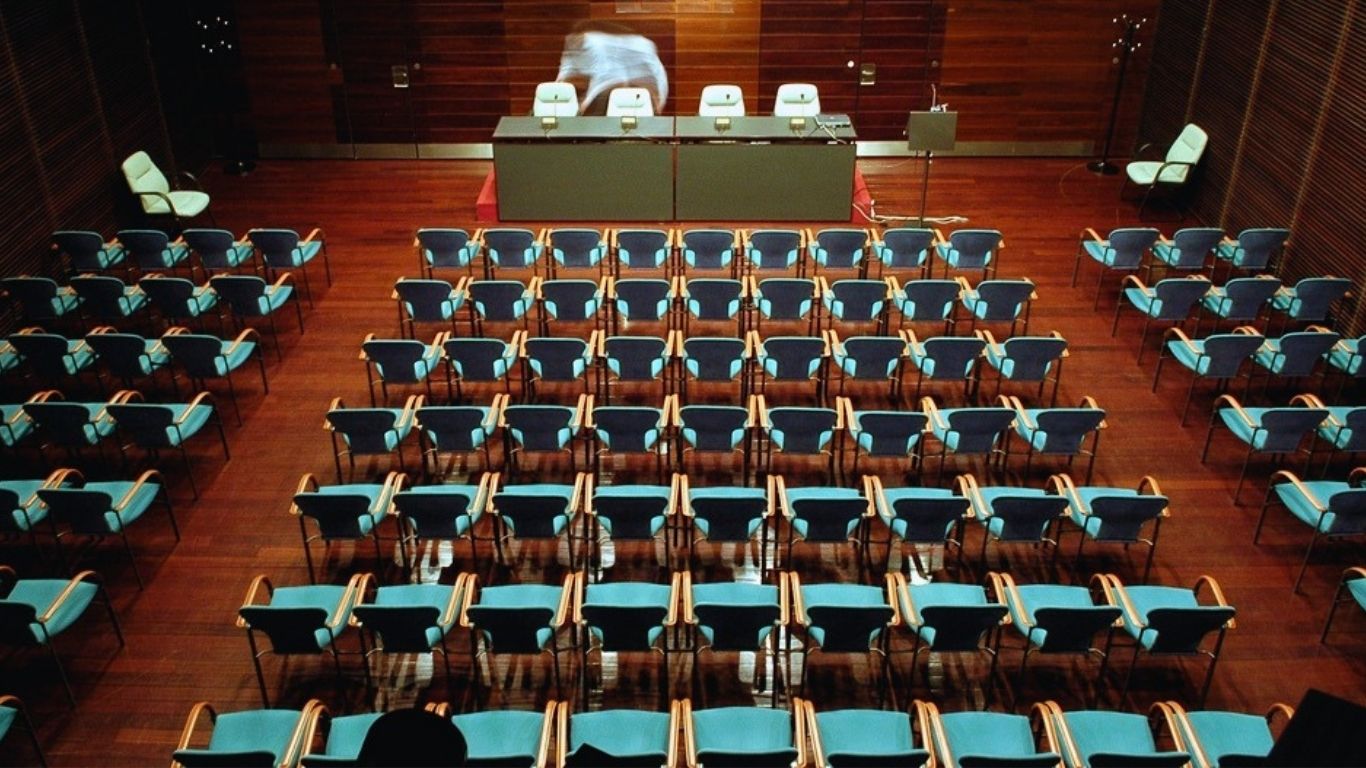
[1265,689,1366,766]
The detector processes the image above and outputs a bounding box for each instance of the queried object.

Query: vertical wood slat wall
[0,0,174,330]
[233,0,1152,149]
[1139,0,1365,334]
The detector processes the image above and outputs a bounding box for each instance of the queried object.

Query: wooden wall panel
[1136,0,1207,153]
[939,0,1161,151]
[235,0,336,145]
[1223,0,1334,231]
[412,1,509,143]
[231,0,1164,148]
[0,0,174,331]
[854,0,941,138]
[673,0,760,116]
[758,1,861,116]
[1286,7,1364,332]
[1140,0,1364,334]
[1183,0,1271,223]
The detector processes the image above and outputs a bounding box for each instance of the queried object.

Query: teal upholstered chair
[36,469,178,589]
[575,572,679,708]
[684,572,784,706]
[1321,566,1366,642]
[790,573,898,704]
[161,328,269,425]
[915,700,1062,768]
[1111,275,1211,363]
[290,471,401,583]
[0,566,124,706]
[1151,328,1263,425]
[106,390,231,500]
[324,396,419,482]
[1043,701,1190,767]
[1050,473,1169,583]
[1095,574,1235,706]
[247,228,332,306]
[393,476,489,571]
[804,699,930,768]
[461,574,575,695]
[0,695,45,767]
[1256,468,1366,592]
[172,699,319,768]
[415,227,480,277]
[1200,393,1329,504]
[351,572,468,688]
[894,573,1008,692]
[558,701,678,767]
[992,571,1122,702]
[237,574,364,706]
[683,700,802,768]
[1073,227,1161,306]
[1157,700,1294,768]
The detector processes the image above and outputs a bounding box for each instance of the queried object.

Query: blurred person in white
[555,20,669,116]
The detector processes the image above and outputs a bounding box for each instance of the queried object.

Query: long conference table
[492,116,858,222]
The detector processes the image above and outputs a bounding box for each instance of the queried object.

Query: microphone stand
[1088,15,1145,175]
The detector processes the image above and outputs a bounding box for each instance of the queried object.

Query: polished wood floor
[2,157,1362,766]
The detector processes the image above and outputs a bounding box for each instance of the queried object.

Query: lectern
[906,111,958,226]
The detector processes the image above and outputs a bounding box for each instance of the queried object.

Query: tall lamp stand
[1088,14,1146,175]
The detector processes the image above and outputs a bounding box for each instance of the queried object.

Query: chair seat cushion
[452,710,546,764]
[1181,711,1274,765]
[567,710,671,765]
[1273,480,1359,534]
[165,190,211,217]
[940,711,1053,766]
[5,578,99,639]
[815,709,926,766]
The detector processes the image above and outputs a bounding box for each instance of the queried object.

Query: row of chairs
[0,466,179,588]
[395,274,1038,340]
[48,227,330,292]
[1153,326,1363,423]
[1201,394,1363,503]
[2,388,230,490]
[362,328,1069,411]
[3,273,306,360]
[1076,225,1291,295]
[290,469,1157,589]
[170,696,1298,768]
[413,226,1004,280]
[232,566,1234,712]
[321,392,1106,488]
[1,330,269,425]
[1110,274,1353,362]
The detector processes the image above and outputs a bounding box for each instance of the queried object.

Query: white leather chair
[773,83,821,117]
[605,87,654,117]
[698,85,745,117]
[121,151,212,225]
[533,82,579,117]
[1124,123,1208,217]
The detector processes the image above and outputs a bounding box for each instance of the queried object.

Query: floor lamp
[1088,15,1146,175]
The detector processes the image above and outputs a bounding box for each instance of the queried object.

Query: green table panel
[494,143,674,221]
[675,143,856,221]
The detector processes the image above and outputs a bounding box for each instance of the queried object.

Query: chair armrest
[177,392,215,424]
[1120,274,1148,291]
[554,573,575,626]
[174,701,219,756]
[176,170,204,191]
[1193,574,1236,629]
[132,190,177,213]
[38,570,103,624]
[665,572,681,627]
[301,228,324,245]
[270,272,295,290]
[1212,394,1255,429]
[114,469,165,512]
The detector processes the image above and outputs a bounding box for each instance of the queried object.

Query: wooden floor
[3,157,1363,766]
